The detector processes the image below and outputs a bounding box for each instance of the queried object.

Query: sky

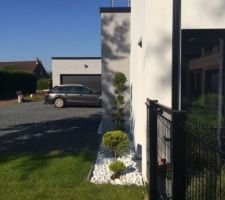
[0,0,129,72]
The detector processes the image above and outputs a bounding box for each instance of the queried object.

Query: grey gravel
[0,101,102,153]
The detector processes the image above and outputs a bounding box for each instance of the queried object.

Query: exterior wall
[101,9,131,132]
[52,58,101,86]
[130,0,173,180]
[130,0,225,181]
[182,0,225,29]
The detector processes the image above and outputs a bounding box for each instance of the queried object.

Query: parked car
[44,84,102,108]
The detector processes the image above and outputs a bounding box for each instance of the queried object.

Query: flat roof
[100,7,131,13]
[52,57,101,60]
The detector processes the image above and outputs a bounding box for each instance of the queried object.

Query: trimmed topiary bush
[111,72,127,130]
[103,130,129,158]
[109,160,126,179]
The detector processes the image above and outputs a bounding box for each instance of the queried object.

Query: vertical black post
[148,99,158,200]
[172,0,182,110]
[172,111,186,200]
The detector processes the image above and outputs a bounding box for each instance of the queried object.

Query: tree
[111,72,127,129]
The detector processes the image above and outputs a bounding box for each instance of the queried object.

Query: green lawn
[0,151,146,200]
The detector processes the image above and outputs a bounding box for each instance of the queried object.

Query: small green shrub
[109,160,126,179]
[103,130,129,158]
[37,78,51,90]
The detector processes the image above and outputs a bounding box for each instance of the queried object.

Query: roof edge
[100,7,131,13]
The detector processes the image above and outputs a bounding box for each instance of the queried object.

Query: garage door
[60,74,101,91]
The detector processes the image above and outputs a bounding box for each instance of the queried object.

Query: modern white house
[100,0,225,183]
[52,57,101,91]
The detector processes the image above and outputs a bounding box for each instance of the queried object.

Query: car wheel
[54,98,64,108]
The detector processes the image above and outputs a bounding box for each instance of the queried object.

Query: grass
[0,151,146,200]
[23,92,45,102]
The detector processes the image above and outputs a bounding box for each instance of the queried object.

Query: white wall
[182,0,225,29]
[130,0,225,181]
[130,0,173,180]
[52,58,101,86]
[101,10,131,132]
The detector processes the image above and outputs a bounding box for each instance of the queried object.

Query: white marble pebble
[90,147,145,186]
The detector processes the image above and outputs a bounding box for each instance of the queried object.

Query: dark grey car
[45,85,102,108]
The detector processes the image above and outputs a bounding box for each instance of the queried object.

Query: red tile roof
[0,61,38,72]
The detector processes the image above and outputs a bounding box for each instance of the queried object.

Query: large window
[181,30,225,149]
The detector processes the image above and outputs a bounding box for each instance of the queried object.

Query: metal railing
[146,98,225,200]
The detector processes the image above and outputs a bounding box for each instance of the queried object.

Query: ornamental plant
[111,72,127,129]
[109,160,126,179]
[103,130,129,158]
[157,158,172,180]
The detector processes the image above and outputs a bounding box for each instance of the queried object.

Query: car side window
[68,86,77,94]
[76,86,92,94]
[57,86,71,93]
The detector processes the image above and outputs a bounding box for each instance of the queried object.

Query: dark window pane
[67,86,77,94]
[76,86,91,94]
[181,30,225,149]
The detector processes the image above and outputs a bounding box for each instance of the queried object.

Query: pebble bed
[90,146,145,186]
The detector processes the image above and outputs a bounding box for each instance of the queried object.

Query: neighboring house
[0,58,49,79]
[52,57,101,91]
[100,0,225,181]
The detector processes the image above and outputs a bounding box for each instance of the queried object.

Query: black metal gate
[146,98,225,200]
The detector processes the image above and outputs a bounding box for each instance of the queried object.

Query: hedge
[0,70,37,95]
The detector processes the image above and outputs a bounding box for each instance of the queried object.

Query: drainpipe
[172,0,182,110]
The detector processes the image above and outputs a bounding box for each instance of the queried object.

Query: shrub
[103,130,129,158]
[112,72,127,129]
[186,93,222,147]
[37,78,52,90]
[0,70,37,95]
[109,160,126,179]
[217,165,225,199]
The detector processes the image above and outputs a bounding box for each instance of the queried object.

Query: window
[76,86,92,94]
[67,86,77,94]
[52,86,71,93]
[181,29,225,147]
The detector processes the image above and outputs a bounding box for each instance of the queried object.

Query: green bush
[186,170,210,199]
[103,130,129,158]
[37,78,51,90]
[186,93,222,146]
[109,160,126,179]
[217,165,225,199]
[0,70,37,95]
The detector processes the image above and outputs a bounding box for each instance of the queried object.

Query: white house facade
[52,57,101,91]
[99,0,225,182]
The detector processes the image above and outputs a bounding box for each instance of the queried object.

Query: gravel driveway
[0,101,102,153]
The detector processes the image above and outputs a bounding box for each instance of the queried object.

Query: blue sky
[0,0,128,72]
